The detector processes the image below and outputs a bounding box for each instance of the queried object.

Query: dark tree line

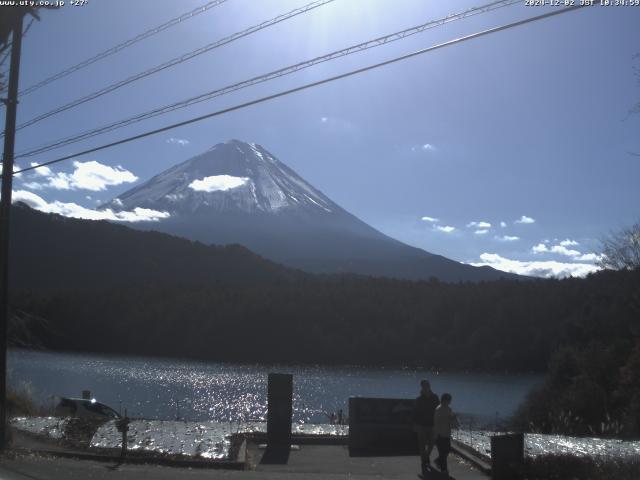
[12,268,639,373]
[514,222,640,437]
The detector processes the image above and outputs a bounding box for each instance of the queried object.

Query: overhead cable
[14,0,520,159]
[10,0,336,134]
[9,4,589,178]
[18,0,230,97]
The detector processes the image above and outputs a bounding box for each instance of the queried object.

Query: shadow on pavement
[420,464,456,479]
[0,463,47,480]
[259,445,291,465]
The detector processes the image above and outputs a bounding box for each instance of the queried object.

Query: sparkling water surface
[10,416,346,459]
[453,430,640,460]
[9,349,541,423]
[10,350,637,461]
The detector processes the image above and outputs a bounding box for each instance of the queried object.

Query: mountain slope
[8,203,297,292]
[103,140,516,282]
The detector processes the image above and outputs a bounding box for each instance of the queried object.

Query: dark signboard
[266,373,293,448]
[348,397,417,456]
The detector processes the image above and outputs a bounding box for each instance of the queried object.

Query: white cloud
[189,175,249,192]
[166,137,190,146]
[577,253,602,262]
[49,175,71,190]
[496,235,520,242]
[421,216,439,223]
[525,238,598,263]
[23,161,138,192]
[320,116,328,123]
[532,242,581,258]
[110,208,170,222]
[532,243,548,253]
[29,162,52,177]
[12,190,169,223]
[500,221,507,228]
[434,225,455,233]
[559,239,579,247]
[410,143,437,153]
[550,245,580,257]
[471,253,600,279]
[12,190,50,210]
[474,229,489,235]
[467,221,491,229]
[516,215,535,224]
[69,161,138,191]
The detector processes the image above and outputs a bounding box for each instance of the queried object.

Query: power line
[17,0,230,98]
[0,41,12,67]
[0,49,11,70]
[10,4,588,178]
[21,17,35,37]
[9,0,336,134]
[15,0,521,160]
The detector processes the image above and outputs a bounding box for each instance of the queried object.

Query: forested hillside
[9,203,297,291]
[12,268,639,372]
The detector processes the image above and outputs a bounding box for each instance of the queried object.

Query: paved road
[0,445,488,480]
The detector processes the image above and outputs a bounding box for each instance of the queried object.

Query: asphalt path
[0,445,488,480]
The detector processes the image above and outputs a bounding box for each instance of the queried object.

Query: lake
[8,349,542,424]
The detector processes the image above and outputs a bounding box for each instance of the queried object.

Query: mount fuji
[103,140,513,282]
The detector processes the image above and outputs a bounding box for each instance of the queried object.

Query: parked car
[54,398,120,419]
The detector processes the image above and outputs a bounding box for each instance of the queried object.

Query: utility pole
[0,9,24,450]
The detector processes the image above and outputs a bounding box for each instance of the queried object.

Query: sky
[2,0,639,278]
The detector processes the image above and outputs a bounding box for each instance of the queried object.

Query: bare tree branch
[598,222,640,270]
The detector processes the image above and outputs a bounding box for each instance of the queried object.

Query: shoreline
[8,346,548,376]
[11,416,640,463]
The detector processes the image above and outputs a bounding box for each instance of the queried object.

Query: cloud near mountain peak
[188,175,250,193]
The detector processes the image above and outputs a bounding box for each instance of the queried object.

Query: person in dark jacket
[413,379,439,474]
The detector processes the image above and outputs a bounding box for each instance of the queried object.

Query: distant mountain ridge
[9,203,296,292]
[103,139,517,282]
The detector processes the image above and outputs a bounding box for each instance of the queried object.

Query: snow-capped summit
[106,140,335,216]
[106,140,515,282]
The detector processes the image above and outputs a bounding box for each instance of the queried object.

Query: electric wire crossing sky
[14,4,588,176]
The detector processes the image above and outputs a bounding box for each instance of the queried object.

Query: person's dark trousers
[416,426,433,474]
[435,436,451,473]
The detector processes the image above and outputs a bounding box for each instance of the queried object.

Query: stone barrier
[348,397,416,456]
[491,433,524,480]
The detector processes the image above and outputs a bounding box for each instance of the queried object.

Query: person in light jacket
[433,393,459,474]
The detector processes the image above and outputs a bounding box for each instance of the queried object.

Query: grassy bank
[6,387,41,417]
[524,454,640,480]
